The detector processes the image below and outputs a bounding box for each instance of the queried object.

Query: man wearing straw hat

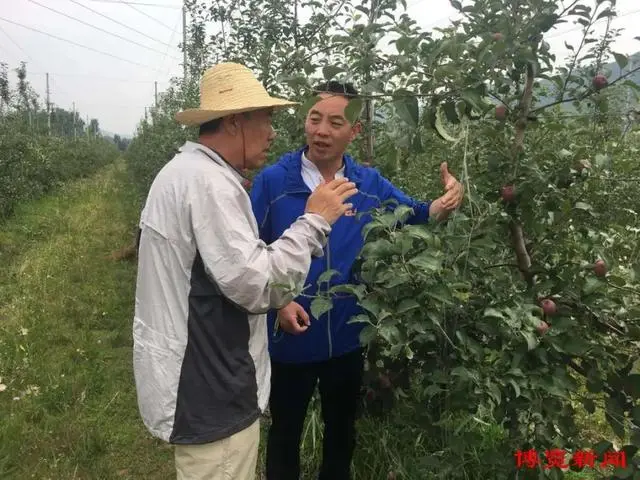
[132,62,358,480]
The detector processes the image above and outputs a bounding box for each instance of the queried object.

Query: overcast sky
[1,0,638,137]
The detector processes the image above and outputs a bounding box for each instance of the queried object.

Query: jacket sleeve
[190,177,330,314]
[377,171,431,225]
[249,171,273,244]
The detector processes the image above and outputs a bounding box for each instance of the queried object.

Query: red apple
[241,179,252,190]
[379,373,392,389]
[592,74,607,91]
[536,320,550,335]
[593,259,607,277]
[501,185,515,203]
[495,104,507,120]
[492,32,504,41]
[540,298,557,317]
[366,388,376,401]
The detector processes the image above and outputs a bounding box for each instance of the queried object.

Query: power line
[0,23,40,67]
[118,0,175,31]
[86,0,181,8]
[26,0,181,60]
[66,0,181,50]
[0,16,163,72]
[546,7,640,39]
[29,71,169,83]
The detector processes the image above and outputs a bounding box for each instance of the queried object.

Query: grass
[0,159,171,479]
[0,159,615,479]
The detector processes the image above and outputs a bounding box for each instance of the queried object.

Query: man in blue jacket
[250,81,464,480]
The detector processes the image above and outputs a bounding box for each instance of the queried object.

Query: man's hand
[305,178,358,225]
[429,162,464,221]
[277,301,310,335]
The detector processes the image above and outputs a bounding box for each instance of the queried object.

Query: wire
[25,0,181,60]
[66,0,181,50]
[86,0,181,8]
[0,16,163,72]
[118,0,175,31]
[29,71,168,83]
[546,7,640,39]
[0,23,41,67]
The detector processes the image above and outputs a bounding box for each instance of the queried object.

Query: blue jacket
[249,147,431,364]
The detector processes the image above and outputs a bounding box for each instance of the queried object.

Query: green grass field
[0,161,604,479]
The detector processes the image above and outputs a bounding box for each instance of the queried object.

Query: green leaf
[632,405,640,424]
[574,201,593,211]
[359,325,378,345]
[347,314,371,325]
[433,104,460,142]
[360,298,381,317]
[583,277,605,295]
[613,52,629,70]
[605,396,626,440]
[582,398,596,414]
[310,297,332,319]
[344,98,363,124]
[393,204,415,223]
[509,379,521,398]
[449,0,462,10]
[396,298,420,314]
[322,65,344,80]
[596,9,616,20]
[299,95,321,118]
[624,374,640,398]
[483,308,504,319]
[593,440,613,460]
[317,269,340,284]
[522,331,538,351]
[408,252,442,272]
[612,465,634,479]
[394,95,419,128]
[329,284,367,300]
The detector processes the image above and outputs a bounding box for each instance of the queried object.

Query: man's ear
[350,121,362,141]
[222,115,240,135]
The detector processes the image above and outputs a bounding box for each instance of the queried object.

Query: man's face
[304,93,360,163]
[239,108,276,169]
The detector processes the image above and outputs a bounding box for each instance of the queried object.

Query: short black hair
[312,80,359,98]
[198,111,258,136]
[199,117,223,136]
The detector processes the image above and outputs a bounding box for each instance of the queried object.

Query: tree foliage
[125,0,640,477]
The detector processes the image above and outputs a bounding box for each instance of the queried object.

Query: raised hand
[438,162,464,211]
[305,178,358,225]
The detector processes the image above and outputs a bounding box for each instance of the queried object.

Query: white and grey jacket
[132,141,331,444]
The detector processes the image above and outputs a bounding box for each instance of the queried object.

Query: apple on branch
[593,259,607,277]
[540,298,557,317]
[592,74,607,91]
[501,184,515,203]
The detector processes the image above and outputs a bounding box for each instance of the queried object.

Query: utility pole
[46,73,51,135]
[155,81,158,108]
[182,2,187,84]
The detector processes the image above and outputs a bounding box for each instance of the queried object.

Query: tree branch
[509,62,536,289]
[530,65,640,115]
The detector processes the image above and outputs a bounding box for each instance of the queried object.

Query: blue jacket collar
[282,146,364,194]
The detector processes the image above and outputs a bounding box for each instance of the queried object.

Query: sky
[1,0,638,137]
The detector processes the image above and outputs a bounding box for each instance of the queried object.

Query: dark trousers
[265,348,365,480]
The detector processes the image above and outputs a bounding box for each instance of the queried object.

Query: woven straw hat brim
[175,96,298,127]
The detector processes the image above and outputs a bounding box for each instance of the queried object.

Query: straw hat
[175,63,298,127]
